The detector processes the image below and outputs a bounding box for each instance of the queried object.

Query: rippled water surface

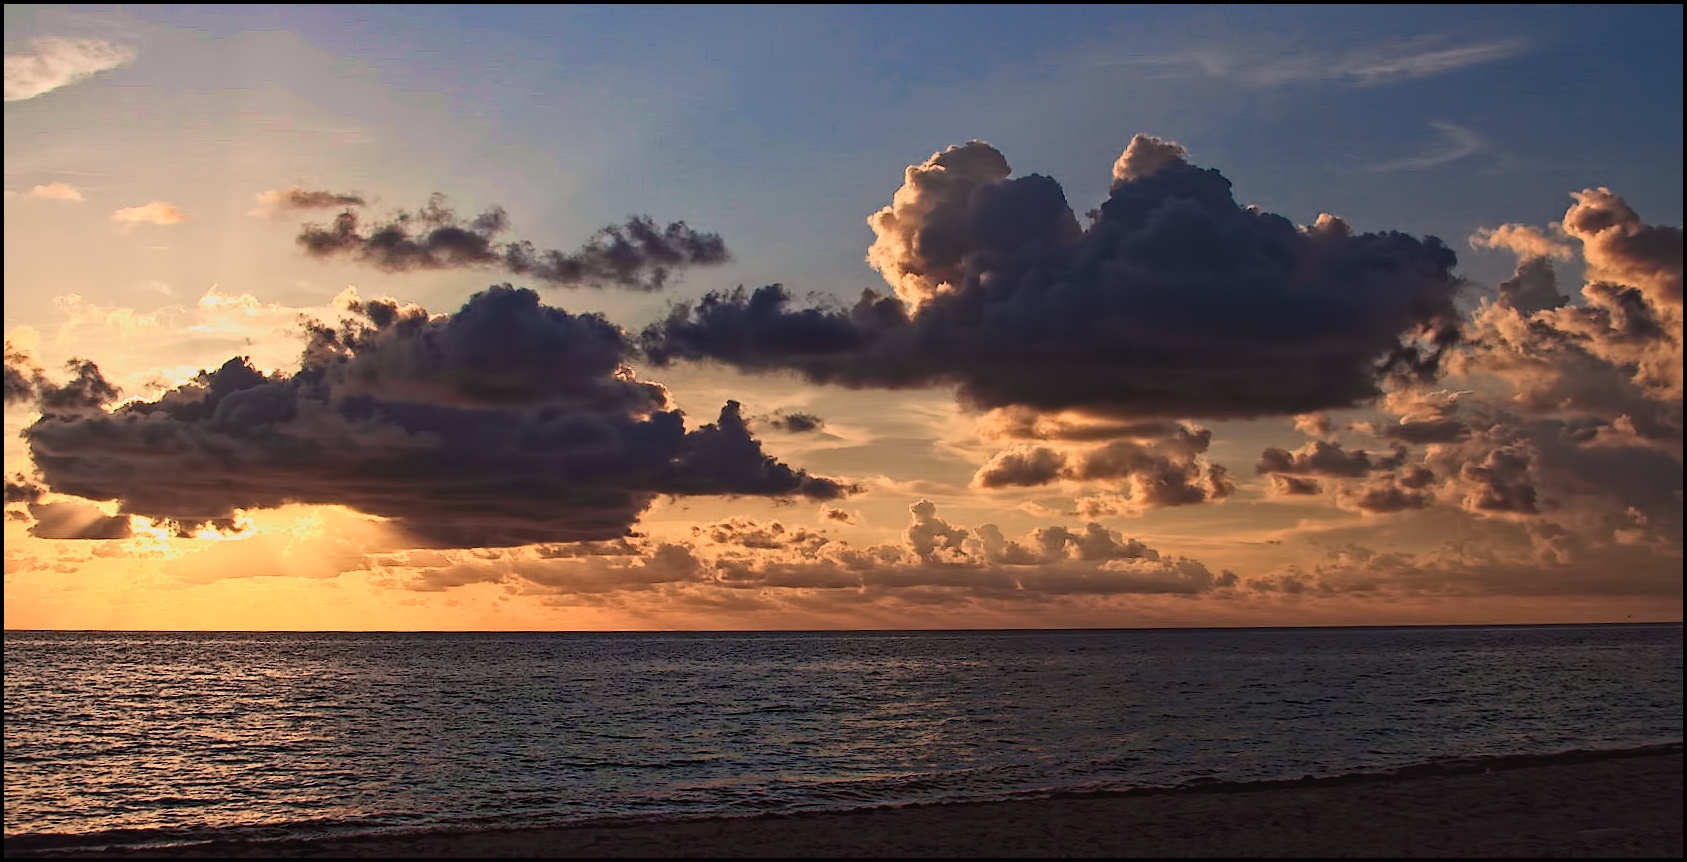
[4,625,1681,850]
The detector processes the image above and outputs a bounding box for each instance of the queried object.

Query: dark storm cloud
[298,194,730,291]
[641,136,1462,419]
[22,286,852,547]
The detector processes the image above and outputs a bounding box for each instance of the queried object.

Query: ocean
[4,624,1681,854]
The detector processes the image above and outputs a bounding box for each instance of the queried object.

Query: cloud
[1561,188,1683,308]
[1129,36,1526,89]
[1389,186,1684,548]
[111,202,187,226]
[765,411,824,433]
[1469,224,1573,262]
[249,186,367,218]
[5,475,46,505]
[1247,36,1526,88]
[4,341,118,412]
[1333,472,1433,515]
[1256,440,1407,478]
[973,425,1233,511]
[1110,134,1189,188]
[1370,121,1484,172]
[819,505,857,524]
[1379,417,1471,445]
[20,285,854,548]
[643,136,1461,421]
[1292,413,1333,439]
[4,340,45,406]
[25,182,84,201]
[1249,532,1679,598]
[4,37,134,102]
[1457,189,1681,412]
[1268,474,1323,496]
[374,500,1239,600]
[25,500,131,540]
[976,406,1183,443]
[297,194,730,291]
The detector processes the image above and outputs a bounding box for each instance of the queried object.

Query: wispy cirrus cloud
[1370,121,1485,172]
[4,37,135,102]
[1123,36,1526,89]
[111,201,186,226]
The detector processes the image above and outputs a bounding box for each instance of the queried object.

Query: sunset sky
[4,5,1681,631]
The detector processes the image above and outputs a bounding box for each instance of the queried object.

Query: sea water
[4,624,1681,853]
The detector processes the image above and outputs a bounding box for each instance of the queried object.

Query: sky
[2,5,1682,631]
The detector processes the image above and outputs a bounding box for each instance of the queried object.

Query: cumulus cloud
[370,500,1239,600]
[1256,440,1407,478]
[111,201,186,226]
[973,425,1233,511]
[20,285,853,548]
[1457,189,1681,412]
[1470,223,1572,262]
[1334,472,1433,514]
[642,136,1462,421]
[1381,188,1686,548]
[1561,187,1683,308]
[297,194,730,291]
[1110,134,1189,188]
[249,186,367,218]
[5,37,134,101]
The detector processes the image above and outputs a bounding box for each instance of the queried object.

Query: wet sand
[8,745,1680,858]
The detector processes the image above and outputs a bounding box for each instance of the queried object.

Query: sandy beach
[7,745,1679,858]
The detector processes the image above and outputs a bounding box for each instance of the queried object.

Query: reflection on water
[4,625,1681,848]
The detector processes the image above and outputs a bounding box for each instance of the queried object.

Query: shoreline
[7,744,1682,858]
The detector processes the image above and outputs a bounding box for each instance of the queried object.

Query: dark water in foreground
[4,624,1682,853]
